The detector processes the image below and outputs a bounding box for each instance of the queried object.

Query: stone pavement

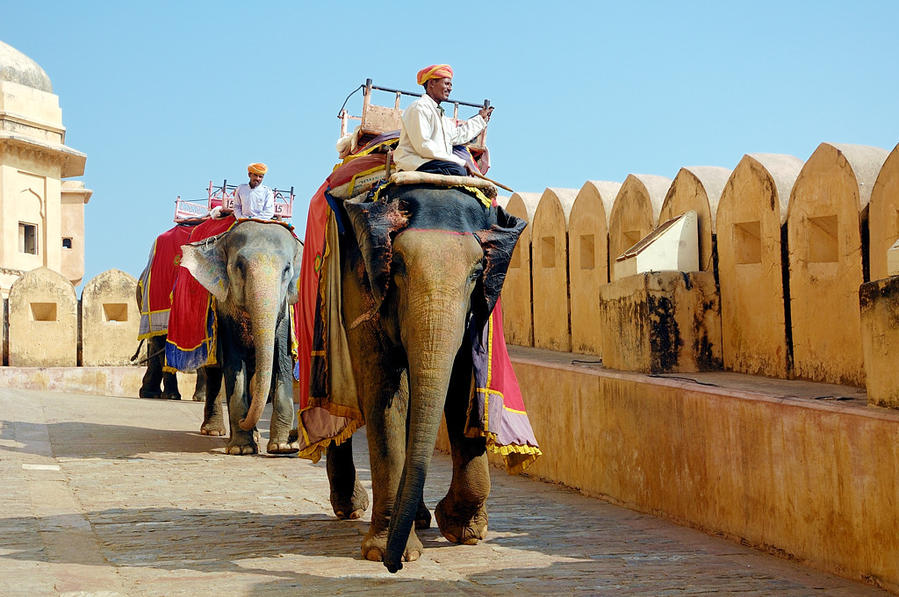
[0,387,887,596]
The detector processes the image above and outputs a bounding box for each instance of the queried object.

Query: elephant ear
[287,236,304,305]
[343,199,409,302]
[180,236,229,304]
[473,206,527,322]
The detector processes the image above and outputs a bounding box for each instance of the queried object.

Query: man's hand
[479,106,494,122]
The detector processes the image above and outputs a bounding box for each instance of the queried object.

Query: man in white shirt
[226,162,275,219]
[393,64,494,176]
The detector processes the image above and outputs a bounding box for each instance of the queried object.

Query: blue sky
[1,0,897,289]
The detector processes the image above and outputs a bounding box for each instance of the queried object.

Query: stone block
[81,269,140,366]
[868,142,899,280]
[614,210,699,279]
[717,153,803,378]
[860,275,899,408]
[787,142,888,386]
[568,180,620,355]
[658,166,731,273]
[502,191,540,346]
[531,187,577,352]
[608,174,671,281]
[7,266,77,366]
[599,271,722,373]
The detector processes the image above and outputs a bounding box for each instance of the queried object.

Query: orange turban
[417,64,453,86]
[247,162,267,175]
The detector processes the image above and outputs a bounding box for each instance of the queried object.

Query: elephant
[320,185,525,572]
[180,219,303,456]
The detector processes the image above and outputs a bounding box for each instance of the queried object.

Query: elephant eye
[282,265,290,278]
[469,262,484,282]
[391,255,406,277]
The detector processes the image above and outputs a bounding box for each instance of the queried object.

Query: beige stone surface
[60,180,91,286]
[608,173,671,280]
[498,347,898,593]
[717,153,803,378]
[868,142,899,281]
[7,266,77,366]
[0,365,197,398]
[81,269,140,366]
[787,142,888,386]
[2,385,885,596]
[0,42,88,298]
[658,166,731,273]
[613,210,699,277]
[598,271,722,373]
[531,187,577,352]
[859,276,899,408]
[501,191,540,346]
[568,180,620,355]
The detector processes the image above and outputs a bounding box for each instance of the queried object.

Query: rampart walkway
[0,387,886,596]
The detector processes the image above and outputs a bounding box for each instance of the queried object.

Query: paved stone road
[0,387,887,596]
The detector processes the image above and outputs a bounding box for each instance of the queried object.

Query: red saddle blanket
[165,216,238,370]
[137,223,197,339]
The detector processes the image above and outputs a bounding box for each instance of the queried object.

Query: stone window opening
[62,237,73,249]
[18,222,38,255]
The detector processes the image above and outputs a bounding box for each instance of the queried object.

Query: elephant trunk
[238,265,281,432]
[384,296,467,573]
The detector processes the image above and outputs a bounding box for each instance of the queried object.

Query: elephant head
[343,186,525,571]
[180,220,303,431]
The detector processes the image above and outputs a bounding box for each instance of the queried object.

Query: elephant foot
[267,439,300,454]
[415,501,431,530]
[361,527,422,564]
[435,497,488,545]
[226,432,258,455]
[139,388,163,399]
[225,443,258,455]
[331,480,369,520]
[200,423,227,436]
[162,392,182,401]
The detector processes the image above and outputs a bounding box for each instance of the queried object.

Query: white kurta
[394,94,486,172]
[234,183,275,220]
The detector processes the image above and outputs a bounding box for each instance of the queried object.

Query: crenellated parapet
[499,140,899,407]
[2,268,140,367]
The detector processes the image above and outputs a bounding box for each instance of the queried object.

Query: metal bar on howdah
[364,79,490,109]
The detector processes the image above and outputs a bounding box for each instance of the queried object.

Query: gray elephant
[179,219,303,455]
[317,185,527,571]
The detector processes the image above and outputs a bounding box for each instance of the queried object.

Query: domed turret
[0,40,52,92]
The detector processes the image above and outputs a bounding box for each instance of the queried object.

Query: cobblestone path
[0,388,886,596]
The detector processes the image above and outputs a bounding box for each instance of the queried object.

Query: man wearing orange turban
[394,64,494,176]
[220,162,275,219]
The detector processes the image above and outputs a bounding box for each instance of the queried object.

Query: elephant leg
[267,316,299,454]
[360,371,423,563]
[201,367,227,436]
[435,343,489,545]
[326,437,369,519]
[162,370,181,401]
[222,352,257,455]
[192,367,208,402]
[139,335,165,398]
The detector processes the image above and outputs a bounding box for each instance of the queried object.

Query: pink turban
[416,64,453,85]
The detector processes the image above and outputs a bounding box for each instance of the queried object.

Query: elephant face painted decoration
[343,187,525,327]
[181,220,303,455]
[325,185,527,572]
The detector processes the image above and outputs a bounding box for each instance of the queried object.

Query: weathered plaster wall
[441,351,899,592]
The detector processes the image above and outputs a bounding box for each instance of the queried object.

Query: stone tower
[0,40,91,297]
